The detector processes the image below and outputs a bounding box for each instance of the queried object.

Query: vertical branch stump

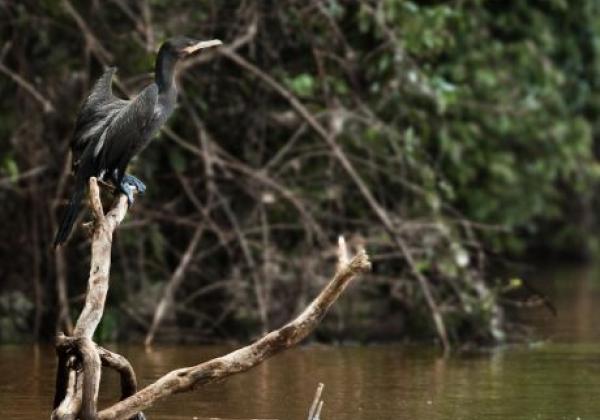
[53,178,141,420]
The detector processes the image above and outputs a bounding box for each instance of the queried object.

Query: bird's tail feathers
[53,186,85,248]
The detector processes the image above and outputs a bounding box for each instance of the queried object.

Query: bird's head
[161,36,223,60]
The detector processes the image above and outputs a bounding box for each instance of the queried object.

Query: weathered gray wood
[53,177,133,420]
[98,346,139,400]
[98,237,370,420]
[52,358,82,420]
[51,177,370,420]
[74,177,128,339]
[55,333,145,420]
[307,383,324,420]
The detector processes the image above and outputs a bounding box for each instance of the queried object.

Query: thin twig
[0,62,54,112]
[145,225,205,346]
[308,382,324,420]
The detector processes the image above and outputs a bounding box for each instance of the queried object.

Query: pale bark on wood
[98,346,140,400]
[53,362,83,420]
[98,238,369,420]
[53,177,136,420]
[307,383,324,420]
[51,178,371,420]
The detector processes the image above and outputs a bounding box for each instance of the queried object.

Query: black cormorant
[54,37,222,247]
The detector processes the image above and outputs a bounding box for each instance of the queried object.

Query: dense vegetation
[1,0,599,347]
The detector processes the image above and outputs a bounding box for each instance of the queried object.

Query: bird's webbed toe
[122,173,147,195]
[119,180,136,207]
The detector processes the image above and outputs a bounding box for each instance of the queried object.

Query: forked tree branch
[52,178,371,420]
[53,177,135,420]
[74,177,128,338]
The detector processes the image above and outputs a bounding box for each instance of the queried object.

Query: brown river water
[2,264,600,419]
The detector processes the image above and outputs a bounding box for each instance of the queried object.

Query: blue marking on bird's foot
[119,180,136,207]
[122,174,146,195]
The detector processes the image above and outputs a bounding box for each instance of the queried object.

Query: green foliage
[2,0,600,345]
[95,307,119,343]
[354,1,600,254]
[2,155,19,182]
[286,73,316,97]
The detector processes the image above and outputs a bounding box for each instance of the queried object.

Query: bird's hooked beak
[182,39,223,55]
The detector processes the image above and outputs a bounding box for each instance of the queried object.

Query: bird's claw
[122,174,146,195]
[126,192,135,207]
[119,179,136,207]
[119,174,146,206]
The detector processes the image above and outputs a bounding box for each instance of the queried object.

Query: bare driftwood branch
[51,177,370,420]
[79,337,102,420]
[98,237,370,420]
[98,346,140,401]
[55,332,144,419]
[53,359,83,420]
[53,177,135,420]
[73,178,128,338]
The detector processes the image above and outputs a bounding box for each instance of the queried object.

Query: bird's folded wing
[98,83,159,175]
[88,67,118,104]
[71,67,126,170]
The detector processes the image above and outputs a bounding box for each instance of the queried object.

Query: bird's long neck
[155,48,178,94]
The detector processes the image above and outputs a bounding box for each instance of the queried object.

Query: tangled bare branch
[52,179,371,420]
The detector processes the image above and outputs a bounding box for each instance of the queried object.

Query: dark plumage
[54,37,222,247]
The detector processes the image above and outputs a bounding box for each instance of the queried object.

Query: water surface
[2,265,600,419]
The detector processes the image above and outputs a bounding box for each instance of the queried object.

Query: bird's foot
[119,180,136,207]
[122,174,146,195]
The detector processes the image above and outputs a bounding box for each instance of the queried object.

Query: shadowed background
[1,0,600,348]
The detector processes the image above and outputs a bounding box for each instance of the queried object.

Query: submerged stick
[308,383,324,420]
